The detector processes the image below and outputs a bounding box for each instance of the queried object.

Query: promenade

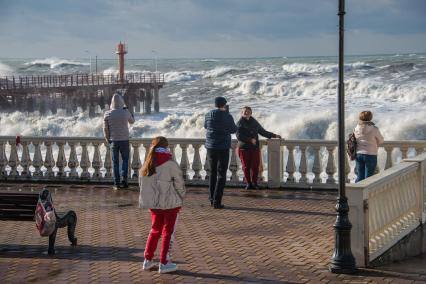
[0,183,425,284]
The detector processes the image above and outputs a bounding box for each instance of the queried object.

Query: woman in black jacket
[236,106,281,189]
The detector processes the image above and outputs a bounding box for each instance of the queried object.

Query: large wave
[1,108,424,141]
[24,58,89,69]
[0,62,13,76]
[281,62,373,76]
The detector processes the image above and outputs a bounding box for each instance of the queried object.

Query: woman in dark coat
[236,106,281,189]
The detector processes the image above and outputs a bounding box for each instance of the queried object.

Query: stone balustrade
[347,152,426,267]
[0,136,425,189]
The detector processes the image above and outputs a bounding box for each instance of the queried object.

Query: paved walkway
[0,183,425,284]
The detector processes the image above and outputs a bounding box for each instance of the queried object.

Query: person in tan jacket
[354,111,384,182]
[139,136,185,274]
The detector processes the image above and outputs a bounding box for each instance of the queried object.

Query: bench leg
[48,210,78,255]
[48,229,57,255]
[57,210,78,246]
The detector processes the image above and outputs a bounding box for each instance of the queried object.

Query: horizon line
[0,51,425,61]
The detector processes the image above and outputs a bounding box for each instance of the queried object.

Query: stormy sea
[0,54,425,141]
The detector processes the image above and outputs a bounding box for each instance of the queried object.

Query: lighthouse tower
[116,42,127,83]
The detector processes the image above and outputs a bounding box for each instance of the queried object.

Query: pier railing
[0,73,164,90]
[348,152,426,267]
[0,136,424,188]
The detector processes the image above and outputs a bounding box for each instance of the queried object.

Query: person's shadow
[0,244,144,262]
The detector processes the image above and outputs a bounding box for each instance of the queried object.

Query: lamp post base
[329,263,356,274]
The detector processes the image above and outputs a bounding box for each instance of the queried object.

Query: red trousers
[238,148,260,184]
[144,207,180,264]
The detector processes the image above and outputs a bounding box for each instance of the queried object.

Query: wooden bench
[0,190,77,255]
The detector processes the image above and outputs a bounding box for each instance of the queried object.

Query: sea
[0,54,425,141]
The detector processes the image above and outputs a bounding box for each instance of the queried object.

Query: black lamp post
[329,0,356,274]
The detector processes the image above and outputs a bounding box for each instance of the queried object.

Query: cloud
[0,0,425,58]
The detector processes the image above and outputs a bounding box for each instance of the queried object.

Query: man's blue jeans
[355,154,377,183]
[111,140,130,185]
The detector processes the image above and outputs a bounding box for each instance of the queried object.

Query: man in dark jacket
[204,96,237,209]
[236,106,281,190]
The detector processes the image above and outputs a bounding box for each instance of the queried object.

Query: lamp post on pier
[151,50,158,73]
[329,0,356,274]
[85,50,92,74]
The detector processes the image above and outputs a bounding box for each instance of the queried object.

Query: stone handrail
[347,152,426,267]
[0,136,425,188]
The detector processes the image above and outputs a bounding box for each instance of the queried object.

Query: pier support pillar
[135,96,141,113]
[39,97,47,116]
[66,100,73,115]
[89,103,96,118]
[144,88,152,114]
[50,96,57,115]
[154,87,159,112]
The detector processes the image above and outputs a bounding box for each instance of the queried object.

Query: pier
[0,73,164,116]
[0,43,165,116]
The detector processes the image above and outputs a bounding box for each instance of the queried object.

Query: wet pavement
[0,183,425,283]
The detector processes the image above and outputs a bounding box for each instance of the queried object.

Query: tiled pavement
[0,183,425,284]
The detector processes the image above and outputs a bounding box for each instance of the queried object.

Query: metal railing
[0,73,164,90]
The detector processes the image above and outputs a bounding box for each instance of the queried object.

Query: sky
[0,0,425,59]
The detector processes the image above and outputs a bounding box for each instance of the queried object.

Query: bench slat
[0,192,39,221]
[0,203,37,210]
[0,215,35,221]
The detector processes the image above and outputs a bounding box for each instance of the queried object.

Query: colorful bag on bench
[35,190,57,237]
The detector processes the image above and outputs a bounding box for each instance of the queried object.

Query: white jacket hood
[110,93,125,110]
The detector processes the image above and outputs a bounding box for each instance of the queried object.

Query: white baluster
[229,142,238,182]
[384,146,393,170]
[382,184,393,243]
[91,142,102,178]
[80,142,90,178]
[179,143,188,180]
[131,142,141,178]
[20,141,32,177]
[104,142,112,178]
[32,141,43,177]
[44,141,54,177]
[8,141,19,177]
[374,164,380,174]
[169,144,176,161]
[298,145,308,184]
[312,146,322,184]
[192,144,202,180]
[415,147,424,156]
[325,146,336,184]
[68,142,79,177]
[345,152,351,183]
[0,141,8,177]
[204,149,210,180]
[143,143,150,161]
[56,141,67,177]
[400,146,409,159]
[286,145,295,183]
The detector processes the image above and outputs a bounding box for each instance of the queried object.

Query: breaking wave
[24,58,89,69]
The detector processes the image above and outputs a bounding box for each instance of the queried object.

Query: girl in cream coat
[139,136,186,274]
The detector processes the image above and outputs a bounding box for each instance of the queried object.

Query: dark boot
[213,203,225,209]
[121,178,128,189]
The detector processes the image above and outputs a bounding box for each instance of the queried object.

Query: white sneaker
[143,259,156,271]
[158,262,178,274]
